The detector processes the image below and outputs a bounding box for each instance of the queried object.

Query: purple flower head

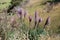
[29,16,32,22]
[17,8,23,19]
[18,9,22,15]
[44,16,50,26]
[38,18,42,23]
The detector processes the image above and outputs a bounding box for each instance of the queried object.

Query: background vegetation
[0,0,60,40]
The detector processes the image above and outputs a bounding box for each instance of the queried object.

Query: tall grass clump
[0,8,51,40]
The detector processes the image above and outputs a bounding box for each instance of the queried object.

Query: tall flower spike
[37,17,42,28]
[29,16,32,22]
[35,11,37,19]
[18,9,22,16]
[44,17,50,28]
[29,16,32,28]
[38,18,42,23]
[17,8,22,19]
[35,11,38,26]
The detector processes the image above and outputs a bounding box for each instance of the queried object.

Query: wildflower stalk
[37,18,42,28]
[44,17,50,29]
[23,10,27,22]
[34,11,38,29]
[29,16,32,29]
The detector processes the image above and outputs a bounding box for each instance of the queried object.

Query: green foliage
[28,27,47,40]
[10,0,23,6]
[0,0,11,9]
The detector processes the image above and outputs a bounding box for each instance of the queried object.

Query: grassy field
[25,0,60,33]
[0,0,60,40]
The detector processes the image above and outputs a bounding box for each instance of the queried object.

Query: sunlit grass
[0,0,60,40]
[0,0,11,9]
[25,2,60,34]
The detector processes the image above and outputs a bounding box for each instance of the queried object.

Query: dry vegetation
[0,0,60,40]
